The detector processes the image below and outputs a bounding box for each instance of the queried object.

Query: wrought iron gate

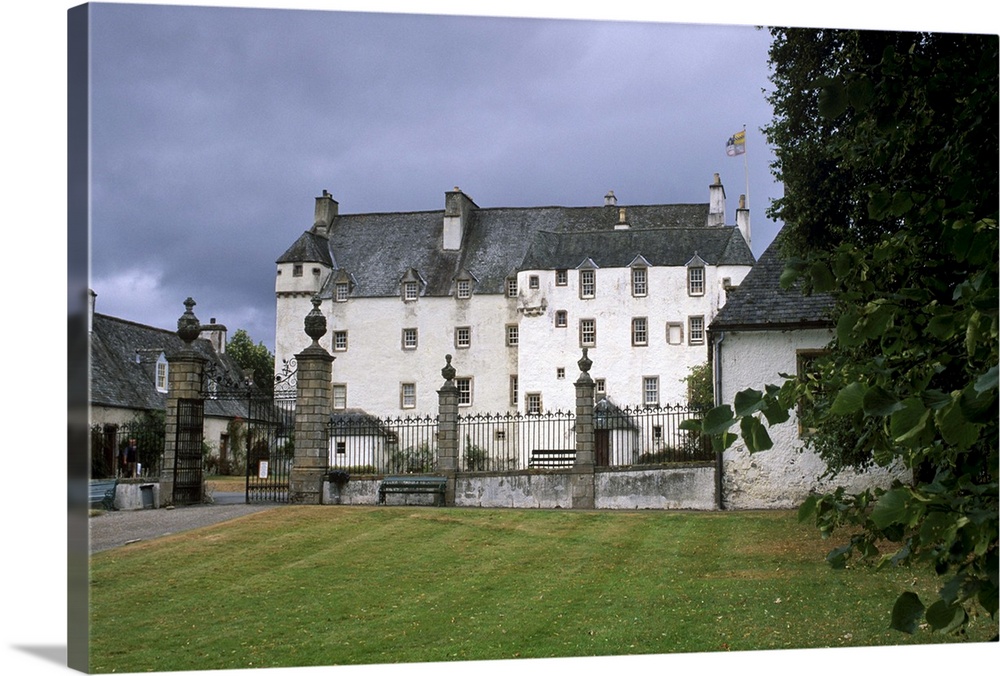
[173,398,205,505]
[204,357,297,504]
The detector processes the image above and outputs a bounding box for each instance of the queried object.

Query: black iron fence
[327,413,439,474]
[458,410,576,471]
[90,414,165,479]
[594,402,711,466]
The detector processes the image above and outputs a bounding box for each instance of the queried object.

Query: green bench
[528,450,577,469]
[378,475,446,506]
[89,478,119,511]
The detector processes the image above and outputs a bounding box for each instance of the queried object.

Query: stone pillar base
[570,466,595,510]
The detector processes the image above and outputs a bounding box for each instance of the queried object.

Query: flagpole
[742,124,749,211]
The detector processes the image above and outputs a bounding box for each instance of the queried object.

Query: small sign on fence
[258,461,269,479]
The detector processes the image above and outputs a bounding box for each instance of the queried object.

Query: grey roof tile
[710,234,835,331]
[318,200,753,298]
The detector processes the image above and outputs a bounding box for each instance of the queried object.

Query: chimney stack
[707,173,726,227]
[443,186,478,251]
[604,190,617,207]
[88,288,96,333]
[199,318,228,354]
[313,190,338,235]
[736,193,751,248]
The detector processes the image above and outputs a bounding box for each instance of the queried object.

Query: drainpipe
[712,331,726,510]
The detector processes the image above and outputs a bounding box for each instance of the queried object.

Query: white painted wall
[274,259,750,417]
[717,328,908,509]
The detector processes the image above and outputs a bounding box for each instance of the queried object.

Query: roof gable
[709,234,835,331]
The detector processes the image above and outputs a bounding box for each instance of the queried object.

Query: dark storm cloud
[87,3,780,349]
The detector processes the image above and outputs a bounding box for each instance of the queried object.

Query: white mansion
[274,175,754,416]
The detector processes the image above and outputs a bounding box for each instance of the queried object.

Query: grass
[87,507,994,672]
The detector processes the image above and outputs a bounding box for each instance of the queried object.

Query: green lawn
[87,507,994,672]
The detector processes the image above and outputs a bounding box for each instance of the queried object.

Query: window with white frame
[580,318,596,347]
[400,383,416,409]
[332,384,347,410]
[580,269,595,298]
[529,275,540,289]
[506,278,518,298]
[666,322,684,345]
[632,266,648,297]
[643,376,660,406]
[155,355,168,393]
[403,280,419,301]
[526,392,542,415]
[688,316,705,345]
[595,378,606,395]
[455,326,471,349]
[333,330,348,351]
[632,317,648,346]
[555,310,567,328]
[402,327,418,350]
[335,441,347,455]
[510,375,518,406]
[293,264,303,277]
[506,324,518,347]
[556,367,565,380]
[457,378,473,406]
[555,269,568,286]
[688,266,705,296]
[456,279,471,299]
[335,282,349,302]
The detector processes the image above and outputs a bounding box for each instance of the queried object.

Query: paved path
[89,494,283,553]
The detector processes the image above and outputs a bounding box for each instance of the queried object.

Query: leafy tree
[688,29,998,636]
[227,329,275,398]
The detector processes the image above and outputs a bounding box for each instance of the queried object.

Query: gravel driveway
[89,495,283,553]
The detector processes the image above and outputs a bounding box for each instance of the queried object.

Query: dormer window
[335,282,349,302]
[686,254,707,296]
[580,269,595,299]
[506,278,518,298]
[155,354,168,393]
[456,279,471,299]
[400,269,424,302]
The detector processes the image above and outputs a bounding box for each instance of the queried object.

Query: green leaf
[837,310,863,348]
[733,389,765,417]
[679,418,703,433]
[890,592,926,634]
[749,418,773,452]
[703,405,735,436]
[925,600,966,633]
[809,261,836,292]
[830,382,867,415]
[870,488,911,529]
[927,313,957,341]
[826,545,852,569]
[761,399,792,426]
[797,494,818,522]
[936,398,981,450]
[862,385,903,417]
[890,397,931,446]
[817,77,849,119]
[959,385,997,424]
[975,366,999,393]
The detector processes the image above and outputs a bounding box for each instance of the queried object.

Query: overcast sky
[83,2,791,351]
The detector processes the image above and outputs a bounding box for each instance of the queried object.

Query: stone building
[274,175,754,417]
[88,290,250,477]
[709,237,908,508]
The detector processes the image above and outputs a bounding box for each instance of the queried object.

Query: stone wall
[322,466,717,510]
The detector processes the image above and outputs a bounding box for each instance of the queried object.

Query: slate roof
[709,234,835,331]
[90,313,250,419]
[280,200,754,299]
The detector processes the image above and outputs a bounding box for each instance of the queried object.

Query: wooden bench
[378,475,446,506]
[528,450,577,469]
[89,478,119,511]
